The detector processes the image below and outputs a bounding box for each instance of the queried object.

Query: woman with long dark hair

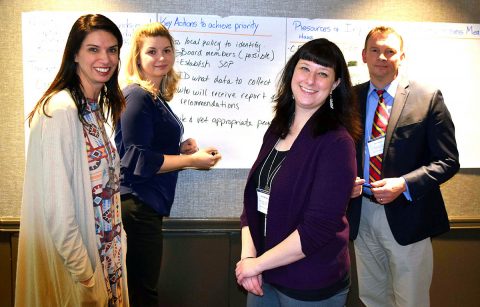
[16,14,128,306]
[236,38,361,306]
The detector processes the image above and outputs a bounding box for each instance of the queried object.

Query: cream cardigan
[15,90,128,306]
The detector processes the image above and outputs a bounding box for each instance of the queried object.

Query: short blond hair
[364,26,404,51]
[124,22,179,101]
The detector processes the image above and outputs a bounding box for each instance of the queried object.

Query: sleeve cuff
[121,145,164,179]
[402,177,413,201]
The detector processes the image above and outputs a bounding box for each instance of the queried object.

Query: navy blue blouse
[115,84,183,216]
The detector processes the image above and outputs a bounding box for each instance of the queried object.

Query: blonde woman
[114,22,221,306]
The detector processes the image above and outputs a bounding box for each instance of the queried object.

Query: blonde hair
[364,26,404,51]
[124,22,179,101]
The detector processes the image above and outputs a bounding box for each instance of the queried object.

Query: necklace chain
[266,155,285,190]
[257,138,287,192]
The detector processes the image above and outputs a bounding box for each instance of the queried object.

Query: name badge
[368,136,385,157]
[256,188,269,214]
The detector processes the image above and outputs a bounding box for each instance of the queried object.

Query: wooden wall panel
[0,233,13,307]
[1,220,479,307]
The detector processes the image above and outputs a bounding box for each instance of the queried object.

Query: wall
[1,0,480,219]
[1,2,479,305]
[1,220,479,307]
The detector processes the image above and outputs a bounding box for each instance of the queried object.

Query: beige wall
[1,0,479,218]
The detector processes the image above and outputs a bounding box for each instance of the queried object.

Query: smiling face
[138,36,175,89]
[75,30,119,99]
[291,59,340,113]
[362,32,405,89]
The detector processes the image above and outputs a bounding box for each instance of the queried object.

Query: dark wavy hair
[271,38,361,142]
[27,14,125,130]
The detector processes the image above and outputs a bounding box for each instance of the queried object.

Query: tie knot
[376,89,385,97]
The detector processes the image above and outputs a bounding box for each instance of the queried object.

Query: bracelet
[241,256,255,261]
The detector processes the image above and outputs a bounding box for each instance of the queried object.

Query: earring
[329,92,334,109]
[292,94,295,101]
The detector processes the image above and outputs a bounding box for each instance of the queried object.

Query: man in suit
[348,26,460,307]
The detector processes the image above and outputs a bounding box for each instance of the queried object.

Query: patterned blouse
[82,99,124,306]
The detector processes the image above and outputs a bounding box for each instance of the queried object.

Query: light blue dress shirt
[362,79,412,201]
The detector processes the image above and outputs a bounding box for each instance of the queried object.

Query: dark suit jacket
[347,78,460,246]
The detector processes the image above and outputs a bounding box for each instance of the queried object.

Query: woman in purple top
[115,22,221,306]
[236,38,362,306]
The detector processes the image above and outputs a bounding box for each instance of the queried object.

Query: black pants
[122,196,163,307]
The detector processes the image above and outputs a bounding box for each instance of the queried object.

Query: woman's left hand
[235,257,262,284]
[180,138,198,155]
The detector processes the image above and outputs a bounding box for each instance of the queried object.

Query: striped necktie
[369,89,389,182]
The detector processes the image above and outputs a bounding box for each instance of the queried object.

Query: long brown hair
[27,14,125,130]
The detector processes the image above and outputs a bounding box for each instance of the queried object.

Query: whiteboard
[22,12,480,167]
[159,14,285,168]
